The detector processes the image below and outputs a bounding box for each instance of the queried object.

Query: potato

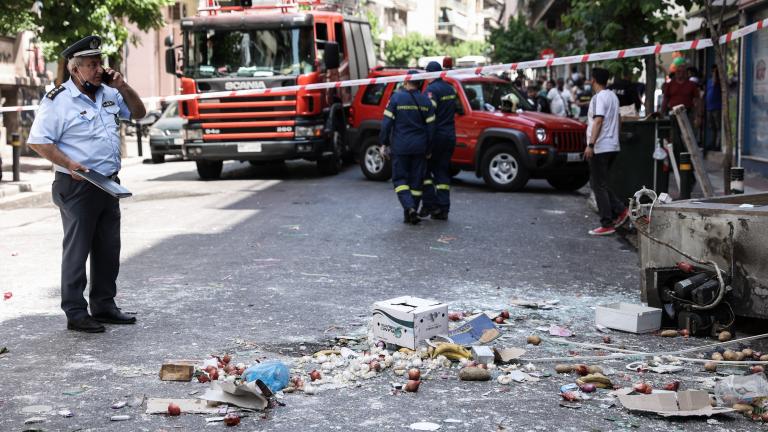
[761,354,768,362]
[733,403,753,414]
[723,350,738,361]
[527,335,542,346]
[735,352,746,361]
[718,331,732,342]
[587,365,603,374]
[458,367,491,381]
[660,329,679,338]
[555,364,573,374]
[742,348,754,358]
[704,361,718,372]
[711,352,724,361]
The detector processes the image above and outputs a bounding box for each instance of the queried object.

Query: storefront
[741,2,768,174]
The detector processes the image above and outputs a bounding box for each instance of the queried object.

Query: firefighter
[379,70,436,225]
[420,61,462,220]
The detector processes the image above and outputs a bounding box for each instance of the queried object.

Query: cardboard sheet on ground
[199,381,268,410]
[494,347,526,363]
[146,398,222,415]
[449,314,500,345]
[616,389,735,417]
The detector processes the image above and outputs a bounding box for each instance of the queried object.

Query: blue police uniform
[27,35,133,327]
[421,67,461,218]
[379,86,435,221]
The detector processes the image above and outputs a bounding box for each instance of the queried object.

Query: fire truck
[165,0,376,179]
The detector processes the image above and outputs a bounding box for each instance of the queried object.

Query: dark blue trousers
[392,154,426,210]
[53,172,122,320]
[422,141,454,212]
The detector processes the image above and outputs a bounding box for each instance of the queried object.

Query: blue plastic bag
[243,361,290,393]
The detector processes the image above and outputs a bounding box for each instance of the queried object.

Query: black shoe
[407,208,420,225]
[431,209,449,220]
[92,309,137,325]
[418,207,434,218]
[403,209,411,223]
[67,316,106,333]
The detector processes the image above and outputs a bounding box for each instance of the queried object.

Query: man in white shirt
[585,67,628,236]
[547,77,572,117]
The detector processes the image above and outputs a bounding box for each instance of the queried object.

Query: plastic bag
[243,361,290,393]
[714,374,768,406]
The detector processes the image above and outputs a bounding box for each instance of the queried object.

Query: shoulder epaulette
[46,85,66,100]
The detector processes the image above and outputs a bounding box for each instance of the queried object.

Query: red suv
[347,68,589,191]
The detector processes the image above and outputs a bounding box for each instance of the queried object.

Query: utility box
[371,296,448,350]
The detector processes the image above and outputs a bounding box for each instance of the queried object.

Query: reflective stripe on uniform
[396,105,431,112]
[430,99,437,107]
[440,94,456,101]
[383,109,395,118]
[425,115,436,123]
[395,185,410,193]
[436,184,451,190]
[423,179,434,185]
[411,190,423,197]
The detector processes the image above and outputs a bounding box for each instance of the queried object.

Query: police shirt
[425,79,461,141]
[379,88,436,155]
[28,79,132,176]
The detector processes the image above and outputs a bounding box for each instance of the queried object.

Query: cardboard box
[595,302,661,333]
[159,360,197,381]
[371,296,448,350]
[616,389,735,417]
[471,346,495,365]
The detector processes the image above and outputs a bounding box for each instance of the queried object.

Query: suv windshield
[185,27,315,78]
[461,81,535,112]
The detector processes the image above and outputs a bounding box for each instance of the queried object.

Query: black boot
[407,208,420,225]
[431,209,448,220]
[418,206,433,218]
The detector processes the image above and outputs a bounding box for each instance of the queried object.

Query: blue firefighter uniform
[379,77,436,223]
[421,61,462,219]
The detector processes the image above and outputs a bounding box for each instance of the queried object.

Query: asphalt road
[0,159,758,431]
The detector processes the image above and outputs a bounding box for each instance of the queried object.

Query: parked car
[149,102,183,164]
[347,68,590,192]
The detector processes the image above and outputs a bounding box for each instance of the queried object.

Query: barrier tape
[2,17,767,114]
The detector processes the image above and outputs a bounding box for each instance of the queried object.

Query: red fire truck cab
[165,0,375,179]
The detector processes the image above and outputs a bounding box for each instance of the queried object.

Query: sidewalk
[703,151,768,195]
[0,135,152,208]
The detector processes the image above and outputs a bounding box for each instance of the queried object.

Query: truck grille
[196,91,298,141]
[552,130,586,153]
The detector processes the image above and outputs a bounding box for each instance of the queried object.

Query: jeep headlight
[295,125,323,138]
[149,127,166,137]
[183,128,203,141]
[535,128,547,143]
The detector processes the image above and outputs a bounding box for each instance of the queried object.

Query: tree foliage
[384,33,489,66]
[488,15,546,63]
[0,0,173,62]
[561,0,692,76]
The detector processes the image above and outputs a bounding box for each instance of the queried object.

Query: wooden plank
[671,105,715,197]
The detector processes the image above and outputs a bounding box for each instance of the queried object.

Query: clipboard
[72,170,132,199]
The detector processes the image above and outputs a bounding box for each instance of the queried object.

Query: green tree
[488,15,546,63]
[384,33,441,66]
[0,0,173,63]
[445,40,490,59]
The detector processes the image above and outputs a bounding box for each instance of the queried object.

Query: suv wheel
[547,172,590,192]
[481,144,529,191]
[151,152,165,164]
[317,130,343,175]
[360,136,391,181]
[196,160,223,180]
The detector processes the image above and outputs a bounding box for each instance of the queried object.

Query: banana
[576,373,613,389]
[399,347,415,355]
[432,343,472,360]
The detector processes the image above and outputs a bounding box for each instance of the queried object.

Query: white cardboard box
[372,296,448,350]
[595,302,662,333]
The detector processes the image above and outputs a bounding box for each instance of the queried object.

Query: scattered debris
[111,401,127,410]
[509,298,559,309]
[548,325,573,337]
[146,398,221,415]
[494,347,525,364]
[3,292,11,300]
[160,360,197,381]
[58,409,74,418]
[372,296,448,350]
[110,415,131,421]
[200,381,269,410]
[436,235,456,244]
[458,367,491,381]
[527,335,542,345]
[410,421,441,431]
[617,389,735,417]
[595,303,661,333]
[448,313,500,345]
[23,417,45,424]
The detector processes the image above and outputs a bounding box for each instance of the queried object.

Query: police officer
[379,70,436,225]
[420,61,462,220]
[27,35,146,333]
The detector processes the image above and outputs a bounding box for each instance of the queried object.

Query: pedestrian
[420,61,461,220]
[27,35,146,332]
[379,70,436,225]
[585,67,628,236]
[704,65,722,155]
[547,77,572,118]
[526,85,545,112]
[660,64,700,123]
[574,79,593,121]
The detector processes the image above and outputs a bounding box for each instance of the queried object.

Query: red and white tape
[2,18,766,114]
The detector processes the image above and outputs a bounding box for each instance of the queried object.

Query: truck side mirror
[165,48,176,76]
[164,35,173,48]
[324,41,340,70]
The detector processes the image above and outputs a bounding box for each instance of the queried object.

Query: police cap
[425,61,442,72]
[61,35,102,59]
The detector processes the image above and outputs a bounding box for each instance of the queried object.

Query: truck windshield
[462,81,535,112]
[185,27,314,78]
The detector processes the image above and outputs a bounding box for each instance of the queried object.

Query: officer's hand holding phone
[101,68,125,88]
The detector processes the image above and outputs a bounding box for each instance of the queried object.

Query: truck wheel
[360,136,391,181]
[151,152,165,164]
[196,160,223,180]
[481,144,529,191]
[547,172,590,192]
[317,130,343,175]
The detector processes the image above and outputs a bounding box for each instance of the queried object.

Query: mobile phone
[102,70,112,85]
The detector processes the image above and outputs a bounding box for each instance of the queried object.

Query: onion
[197,374,210,383]
[309,370,321,381]
[602,336,612,344]
[750,365,765,374]
[494,316,506,324]
[404,380,420,392]
[448,311,463,321]
[408,368,420,380]
[633,382,652,394]
[500,310,510,319]
[663,381,680,391]
[579,383,596,393]
[370,361,381,372]
[679,329,690,337]
[167,402,181,416]
[223,413,240,426]
[222,354,231,365]
[574,364,589,376]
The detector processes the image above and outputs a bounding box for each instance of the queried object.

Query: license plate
[567,152,584,162]
[237,142,262,153]
[173,138,183,145]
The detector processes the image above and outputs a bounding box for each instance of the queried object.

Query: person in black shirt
[608,74,642,117]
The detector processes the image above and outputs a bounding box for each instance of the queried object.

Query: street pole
[136,121,143,157]
[679,152,693,200]
[10,132,21,182]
